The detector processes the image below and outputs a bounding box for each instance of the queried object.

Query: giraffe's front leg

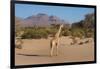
[50,46,54,57]
[50,42,55,57]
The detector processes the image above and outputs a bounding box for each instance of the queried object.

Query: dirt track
[15,36,94,65]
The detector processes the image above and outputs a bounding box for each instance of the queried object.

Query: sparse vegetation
[21,28,48,39]
[15,13,95,39]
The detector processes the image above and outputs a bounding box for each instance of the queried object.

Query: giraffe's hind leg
[56,42,59,56]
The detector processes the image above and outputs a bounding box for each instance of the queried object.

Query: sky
[15,4,94,23]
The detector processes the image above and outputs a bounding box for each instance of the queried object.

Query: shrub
[84,28,94,38]
[37,29,48,39]
[62,30,71,36]
[71,28,85,39]
[85,32,94,38]
[21,28,48,39]
[45,28,58,37]
[21,29,34,39]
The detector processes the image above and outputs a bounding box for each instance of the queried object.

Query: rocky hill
[15,13,68,27]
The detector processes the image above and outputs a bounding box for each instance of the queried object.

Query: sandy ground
[15,36,94,65]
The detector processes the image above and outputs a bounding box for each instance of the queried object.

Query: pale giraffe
[50,24,64,56]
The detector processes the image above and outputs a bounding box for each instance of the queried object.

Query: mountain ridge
[15,13,69,27]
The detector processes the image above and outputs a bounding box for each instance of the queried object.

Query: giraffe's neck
[55,26,62,38]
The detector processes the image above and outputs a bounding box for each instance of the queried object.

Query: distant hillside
[15,16,24,28]
[72,13,95,29]
[15,13,69,27]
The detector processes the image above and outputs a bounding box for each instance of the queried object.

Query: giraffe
[15,31,24,49]
[50,24,64,56]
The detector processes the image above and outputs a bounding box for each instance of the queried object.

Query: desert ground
[15,36,94,65]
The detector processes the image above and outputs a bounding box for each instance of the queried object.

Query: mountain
[15,16,24,27]
[23,13,50,27]
[15,13,69,27]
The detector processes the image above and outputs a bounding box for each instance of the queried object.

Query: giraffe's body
[50,24,63,56]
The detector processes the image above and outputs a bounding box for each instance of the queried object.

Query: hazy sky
[15,4,94,23]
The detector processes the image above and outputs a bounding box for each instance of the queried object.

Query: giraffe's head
[60,24,64,28]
